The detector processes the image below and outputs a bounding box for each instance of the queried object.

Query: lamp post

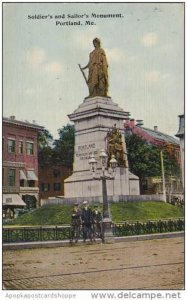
[89,150,117,243]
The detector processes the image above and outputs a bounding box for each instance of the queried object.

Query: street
[3,237,184,290]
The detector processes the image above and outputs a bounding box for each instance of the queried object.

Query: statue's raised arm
[79,38,109,98]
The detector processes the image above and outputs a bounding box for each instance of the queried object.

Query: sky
[3,2,184,139]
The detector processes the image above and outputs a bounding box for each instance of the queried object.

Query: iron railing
[3,218,184,243]
[3,225,71,243]
[113,218,184,237]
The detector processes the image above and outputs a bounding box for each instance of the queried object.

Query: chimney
[154,126,158,131]
[10,115,15,120]
[136,120,144,126]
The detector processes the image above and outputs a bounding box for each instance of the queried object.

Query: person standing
[93,206,103,240]
[80,38,109,98]
[81,201,93,242]
[70,203,82,243]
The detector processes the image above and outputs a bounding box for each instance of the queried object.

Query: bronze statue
[106,124,128,168]
[79,38,109,97]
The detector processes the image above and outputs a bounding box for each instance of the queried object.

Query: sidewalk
[3,235,184,290]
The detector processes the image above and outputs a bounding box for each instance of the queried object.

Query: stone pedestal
[64,96,140,202]
[102,217,115,244]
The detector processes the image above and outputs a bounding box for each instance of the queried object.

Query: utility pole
[160,150,166,202]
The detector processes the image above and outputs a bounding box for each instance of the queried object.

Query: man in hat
[81,201,93,242]
[92,205,103,240]
[70,203,82,243]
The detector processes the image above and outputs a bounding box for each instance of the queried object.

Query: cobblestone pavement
[3,237,184,290]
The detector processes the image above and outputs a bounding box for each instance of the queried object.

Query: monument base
[64,167,139,203]
[64,96,140,202]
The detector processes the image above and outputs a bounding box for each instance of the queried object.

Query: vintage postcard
[2,1,185,297]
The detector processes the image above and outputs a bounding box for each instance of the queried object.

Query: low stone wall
[41,194,164,206]
[119,194,165,202]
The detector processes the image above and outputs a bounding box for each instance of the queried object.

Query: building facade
[38,164,72,204]
[124,119,182,195]
[3,116,43,218]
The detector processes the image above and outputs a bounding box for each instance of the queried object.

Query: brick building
[2,116,43,218]
[124,119,182,195]
[38,164,72,204]
[124,119,181,158]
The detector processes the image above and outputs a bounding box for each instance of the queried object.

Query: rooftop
[124,119,180,146]
[3,116,44,131]
[140,126,180,145]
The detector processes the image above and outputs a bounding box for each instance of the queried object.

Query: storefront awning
[20,170,27,180]
[3,194,26,207]
[27,170,38,181]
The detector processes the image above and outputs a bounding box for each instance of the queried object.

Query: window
[26,142,34,155]
[8,169,16,186]
[28,180,35,187]
[18,141,23,154]
[8,139,16,153]
[42,183,50,192]
[54,182,61,191]
[20,179,24,187]
[53,169,61,177]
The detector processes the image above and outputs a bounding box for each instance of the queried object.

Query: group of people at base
[70,201,103,243]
